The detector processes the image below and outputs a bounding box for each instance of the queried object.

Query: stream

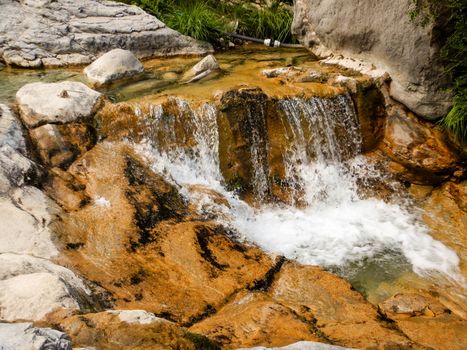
[2,45,465,310]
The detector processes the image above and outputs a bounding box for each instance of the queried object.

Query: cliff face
[292,0,452,120]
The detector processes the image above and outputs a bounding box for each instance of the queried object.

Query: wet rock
[42,309,220,350]
[191,55,220,76]
[261,66,303,79]
[379,293,448,318]
[16,81,102,128]
[292,0,452,119]
[190,291,324,348]
[269,263,415,349]
[379,293,467,350]
[238,341,355,349]
[379,104,461,184]
[0,0,212,68]
[0,323,72,350]
[29,123,96,169]
[52,142,274,324]
[420,181,467,282]
[84,49,144,87]
[43,168,90,211]
[185,54,221,83]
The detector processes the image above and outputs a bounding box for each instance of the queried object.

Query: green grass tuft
[118,0,295,44]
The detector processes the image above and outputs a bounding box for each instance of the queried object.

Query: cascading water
[134,94,464,287]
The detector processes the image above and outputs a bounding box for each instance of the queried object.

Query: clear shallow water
[0,45,313,105]
[133,96,465,297]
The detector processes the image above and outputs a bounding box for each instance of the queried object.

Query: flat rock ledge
[0,0,213,68]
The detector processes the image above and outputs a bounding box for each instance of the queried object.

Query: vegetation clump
[410,0,467,141]
[119,0,295,44]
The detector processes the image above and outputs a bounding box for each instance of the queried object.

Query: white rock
[84,49,144,87]
[261,66,303,78]
[16,81,102,128]
[0,145,36,193]
[0,323,72,350]
[11,186,61,227]
[191,55,220,76]
[0,105,36,193]
[0,195,58,259]
[184,55,221,83]
[107,310,167,325]
[0,0,212,68]
[0,104,26,152]
[0,253,89,293]
[0,272,79,321]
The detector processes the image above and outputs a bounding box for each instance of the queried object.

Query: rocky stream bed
[0,1,466,350]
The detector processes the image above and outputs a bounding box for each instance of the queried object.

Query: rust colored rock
[190,291,324,349]
[379,293,467,350]
[420,181,467,283]
[41,309,219,350]
[53,142,274,324]
[29,123,96,170]
[379,104,461,185]
[269,263,415,349]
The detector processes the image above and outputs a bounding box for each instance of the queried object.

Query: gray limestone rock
[16,81,102,128]
[292,0,452,119]
[0,0,212,68]
[0,323,72,350]
[84,48,144,87]
[0,105,37,193]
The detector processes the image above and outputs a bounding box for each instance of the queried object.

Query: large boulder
[0,0,212,68]
[292,0,452,119]
[84,49,145,87]
[16,81,102,128]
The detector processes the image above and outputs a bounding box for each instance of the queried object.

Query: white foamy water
[134,95,463,283]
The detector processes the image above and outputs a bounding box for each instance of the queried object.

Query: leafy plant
[409,0,467,141]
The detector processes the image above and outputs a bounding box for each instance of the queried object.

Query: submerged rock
[0,323,72,350]
[0,0,212,68]
[16,81,102,128]
[84,49,145,87]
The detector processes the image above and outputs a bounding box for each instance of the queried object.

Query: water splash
[134,95,463,284]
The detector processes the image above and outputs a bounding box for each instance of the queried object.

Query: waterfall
[134,95,463,284]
